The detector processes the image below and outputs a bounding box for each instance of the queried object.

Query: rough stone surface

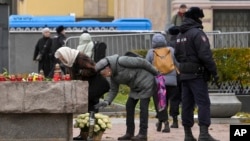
[0,114,72,141]
[0,81,88,114]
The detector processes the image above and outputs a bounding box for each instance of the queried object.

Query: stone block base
[0,114,73,141]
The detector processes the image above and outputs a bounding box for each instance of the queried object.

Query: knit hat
[42,27,50,33]
[56,25,65,34]
[95,58,109,72]
[152,33,167,48]
[185,7,204,24]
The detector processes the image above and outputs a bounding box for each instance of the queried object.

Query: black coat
[33,36,52,77]
[174,18,217,80]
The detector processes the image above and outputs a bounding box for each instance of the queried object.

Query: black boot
[162,121,170,133]
[184,126,197,141]
[198,126,219,141]
[170,116,178,128]
[118,133,134,140]
[73,135,83,140]
[155,121,162,132]
[131,134,147,141]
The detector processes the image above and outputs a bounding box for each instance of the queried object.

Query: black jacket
[174,18,217,80]
[51,33,66,58]
[33,36,52,77]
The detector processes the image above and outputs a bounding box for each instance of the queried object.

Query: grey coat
[104,54,158,103]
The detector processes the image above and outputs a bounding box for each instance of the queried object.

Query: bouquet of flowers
[74,113,112,135]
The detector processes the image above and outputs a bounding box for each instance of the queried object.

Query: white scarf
[54,47,79,67]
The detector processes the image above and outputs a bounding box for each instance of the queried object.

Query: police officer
[174,7,219,141]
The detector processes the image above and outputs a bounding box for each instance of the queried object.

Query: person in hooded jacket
[94,54,158,141]
[174,7,219,141]
[146,33,179,133]
[77,33,94,59]
[33,28,52,77]
[54,47,110,140]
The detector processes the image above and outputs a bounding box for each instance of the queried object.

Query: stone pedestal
[0,81,88,141]
[210,93,242,118]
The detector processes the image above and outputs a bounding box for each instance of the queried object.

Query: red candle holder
[27,76,33,82]
[53,73,61,81]
[37,75,44,81]
[0,74,6,81]
[16,74,23,81]
[65,74,71,81]
[10,75,16,81]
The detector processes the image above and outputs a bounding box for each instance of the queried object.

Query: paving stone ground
[73,117,230,141]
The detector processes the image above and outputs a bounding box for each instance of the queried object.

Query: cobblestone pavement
[73,117,230,141]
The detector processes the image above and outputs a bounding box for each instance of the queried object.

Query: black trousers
[153,86,178,122]
[181,78,211,127]
[88,74,110,112]
[126,97,150,135]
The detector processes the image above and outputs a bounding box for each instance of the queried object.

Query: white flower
[97,119,104,125]
[79,123,84,128]
[107,123,112,129]
[100,123,106,129]
[94,124,101,132]
[103,118,109,123]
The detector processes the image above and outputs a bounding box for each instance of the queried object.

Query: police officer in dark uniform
[174,7,219,141]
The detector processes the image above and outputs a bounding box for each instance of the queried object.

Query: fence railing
[65,32,156,56]
[65,31,250,56]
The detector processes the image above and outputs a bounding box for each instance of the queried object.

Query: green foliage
[212,48,250,85]
[133,48,250,85]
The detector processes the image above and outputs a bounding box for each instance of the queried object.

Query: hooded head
[56,25,65,34]
[185,7,204,24]
[79,33,92,45]
[54,47,79,67]
[152,33,167,48]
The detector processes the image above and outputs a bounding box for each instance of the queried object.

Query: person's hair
[180,4,187,8]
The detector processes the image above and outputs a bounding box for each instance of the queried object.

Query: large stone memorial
[0,81,88,141]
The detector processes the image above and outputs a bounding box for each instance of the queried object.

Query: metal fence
[206,31,250,48]
[65,32,156,56]
[65,31,250,56]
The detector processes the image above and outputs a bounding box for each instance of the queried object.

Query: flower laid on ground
[74,113,112,135]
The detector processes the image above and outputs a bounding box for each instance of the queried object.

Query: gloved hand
[94,101,109,109]
[211,74,220,88]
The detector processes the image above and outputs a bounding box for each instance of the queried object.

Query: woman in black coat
[33,28,52,77]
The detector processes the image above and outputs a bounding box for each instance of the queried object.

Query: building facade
[8,0,250,31]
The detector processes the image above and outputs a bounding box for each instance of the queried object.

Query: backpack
[153,47,175,74]
[92,41,107,62]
